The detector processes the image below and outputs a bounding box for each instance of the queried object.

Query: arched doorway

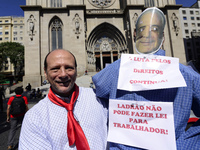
[87,23,127,71]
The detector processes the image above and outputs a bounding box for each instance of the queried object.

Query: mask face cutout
[135,7,165,54]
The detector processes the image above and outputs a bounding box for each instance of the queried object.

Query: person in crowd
[93,7,200,150]
[7,87,28,150]
[25,83,31,91]
[30,89,36,99]
[19,49,107,149]
[36,88,42,98]
[0,86,5,112]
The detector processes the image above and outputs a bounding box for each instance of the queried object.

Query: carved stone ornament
[27,15,36,40]
[72,14,82,38]
[88,0,116,8]
[100,39,111,51]
[171,13,179,36]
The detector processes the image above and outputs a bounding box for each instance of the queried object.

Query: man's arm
[19,111,52,150]
[7,105,10,122]
[25,104,29,112]
[23,96,29,112]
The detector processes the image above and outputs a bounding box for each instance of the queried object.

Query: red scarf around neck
[48,84,90,150]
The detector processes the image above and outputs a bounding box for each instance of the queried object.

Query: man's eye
[139,28,144,32]
[51,68,59,72]
[151,27,158,31]
[66,67,74,71]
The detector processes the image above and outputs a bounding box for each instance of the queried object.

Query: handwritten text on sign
[117,54,186,91]
[107,99,177,150]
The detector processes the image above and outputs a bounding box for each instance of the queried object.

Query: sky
[0,0,198,17]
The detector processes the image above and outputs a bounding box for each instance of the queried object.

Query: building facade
[179,0,200,72]
[21,0,186,88]
[0,16,24,79]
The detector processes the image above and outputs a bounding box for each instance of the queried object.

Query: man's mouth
[56,80,70,85]
[140,41,154,46]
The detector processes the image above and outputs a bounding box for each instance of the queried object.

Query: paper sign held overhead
[117,54,186,91]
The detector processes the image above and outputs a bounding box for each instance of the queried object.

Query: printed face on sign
[135,7,165,54]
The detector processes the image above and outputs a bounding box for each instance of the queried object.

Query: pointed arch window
[50,0,62,7]
[50,18,63,50]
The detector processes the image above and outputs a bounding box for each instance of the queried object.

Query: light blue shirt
[19,87,108,150]
[93,50,200,150]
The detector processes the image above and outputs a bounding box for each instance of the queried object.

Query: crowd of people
[1,7,200,150]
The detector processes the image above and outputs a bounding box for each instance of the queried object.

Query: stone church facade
[21,0,186,88]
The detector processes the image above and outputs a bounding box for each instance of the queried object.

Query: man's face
[135,11,164,54]
[45,50,77,97]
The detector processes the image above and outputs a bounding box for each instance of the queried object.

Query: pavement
[0,72,97,150]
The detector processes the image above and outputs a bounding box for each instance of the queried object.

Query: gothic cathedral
[21,0,185,88]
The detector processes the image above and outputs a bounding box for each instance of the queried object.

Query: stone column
[100,52,103,70]
[111,51,114,63]
[21,6,42,88]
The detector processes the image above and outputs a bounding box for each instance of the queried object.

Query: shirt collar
[55,94,71,103]
[154,49,165,56]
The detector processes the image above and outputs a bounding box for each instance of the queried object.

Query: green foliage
[0,42,24,82]
[0,42,24,64]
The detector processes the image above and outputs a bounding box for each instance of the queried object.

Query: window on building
[5,26,9,29]
[186,36,190,39]
[192,23,196,27]
[14,20,17,23]
[184,23,188,27]
[5,37,9,40]
[20,31,23,34]
[197,17,200,20]
[182,10,186,14]
[20,20,23,23]
[13,37,17,41]
[0,20,2,23]
[193,29,196,32]
[51,0,62,7]
[0,26,2,29]
[191,17,195,20]
[20,37,23,40]
[20,26,23,29]
[185,30,189,34]
[0,37,2,40]
[187,42,191,47]
[0,32,2,35]
[196,11,199,15]
[5,31,9,35]
[50,17,63,50]
[183,16,187,20]
[14,26,17,28]
[188,48,192,60]
[4,66,8,70]
[190,11,194,14]
[198,23,200,27]
[5,20,9,23]
[13,31,17,35]
[144,0,155,7]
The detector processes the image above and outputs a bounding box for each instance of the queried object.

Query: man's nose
[59,68,68,78]
[143,27,151,38]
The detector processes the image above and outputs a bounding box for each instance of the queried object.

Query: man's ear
[44,68,47,79]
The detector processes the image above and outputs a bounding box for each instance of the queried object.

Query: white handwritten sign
[118,54,186,91]
[107,99,177,150]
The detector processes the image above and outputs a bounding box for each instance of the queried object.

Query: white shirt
[19,87,108,150]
